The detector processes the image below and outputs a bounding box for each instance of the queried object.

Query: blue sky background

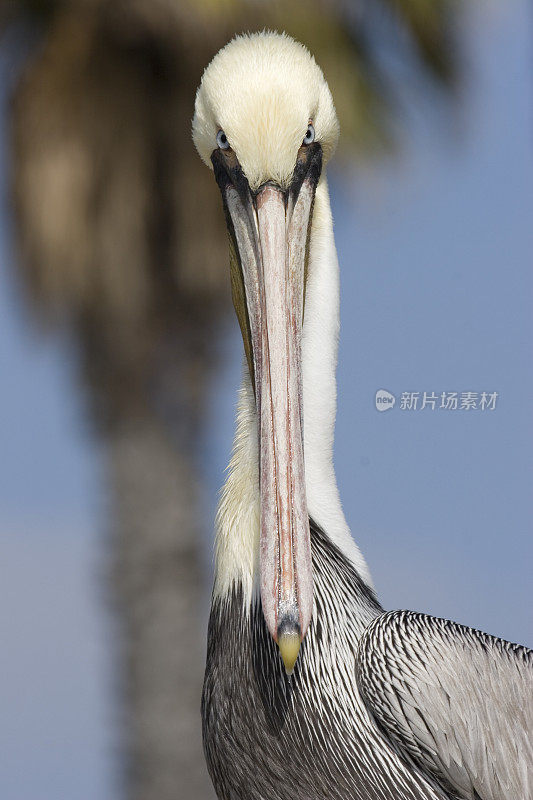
[1,1,531,797]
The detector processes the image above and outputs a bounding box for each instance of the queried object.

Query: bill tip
[277,626,302,675]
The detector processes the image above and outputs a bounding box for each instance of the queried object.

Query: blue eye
[302,124,315,145]
[217,129,230,150]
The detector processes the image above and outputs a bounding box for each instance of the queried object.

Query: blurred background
[0,1,531,798]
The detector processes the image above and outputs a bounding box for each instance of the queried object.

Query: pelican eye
[216,129,230,150]
[302,124,315,146]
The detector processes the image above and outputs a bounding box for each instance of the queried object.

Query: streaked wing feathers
[356,610,533,800]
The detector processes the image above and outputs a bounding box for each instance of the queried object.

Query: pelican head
[193,32,339,673]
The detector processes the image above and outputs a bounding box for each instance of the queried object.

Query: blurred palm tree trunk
[109,418,209,798]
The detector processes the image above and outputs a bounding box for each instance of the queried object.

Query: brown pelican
[192,32,533,800]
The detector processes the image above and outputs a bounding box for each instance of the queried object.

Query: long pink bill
[224,176,317,674]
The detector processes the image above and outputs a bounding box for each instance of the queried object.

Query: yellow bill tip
[278,629,302,675]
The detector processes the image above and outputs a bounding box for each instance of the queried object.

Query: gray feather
[356,610,533,800]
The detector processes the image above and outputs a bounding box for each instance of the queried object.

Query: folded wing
[356,610,533,800]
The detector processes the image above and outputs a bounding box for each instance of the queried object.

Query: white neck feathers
[214,178,372,602]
